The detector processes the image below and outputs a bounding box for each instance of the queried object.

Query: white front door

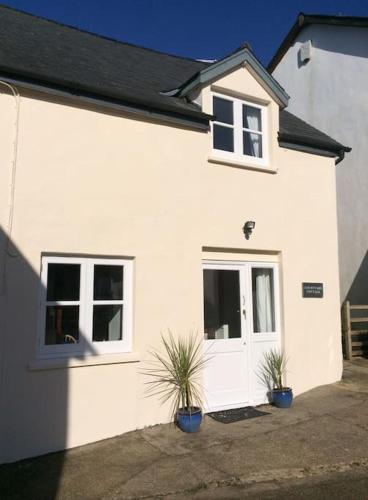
[203,261,280,412]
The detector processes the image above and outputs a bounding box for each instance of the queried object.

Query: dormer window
[212,93,267,166]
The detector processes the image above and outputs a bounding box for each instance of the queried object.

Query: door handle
[243,309,247,345]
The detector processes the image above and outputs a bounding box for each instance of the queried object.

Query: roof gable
[268,13,368,72]
[176,46,289,108]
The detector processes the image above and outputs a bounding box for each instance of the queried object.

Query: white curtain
[255,270,273,332]
[246,133,261,157]
[244,106,262,157]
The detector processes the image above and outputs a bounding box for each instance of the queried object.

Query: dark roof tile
[0,4,208,118]
[0,5,350,155]
[279,110,350,154]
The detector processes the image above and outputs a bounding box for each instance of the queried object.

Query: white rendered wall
[273,25,368,304]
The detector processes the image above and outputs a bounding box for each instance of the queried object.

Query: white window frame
[248,262,280,338]
[211,92,268,167]
[38,256,133,359]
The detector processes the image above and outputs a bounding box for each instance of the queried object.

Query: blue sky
[2,0,368,64]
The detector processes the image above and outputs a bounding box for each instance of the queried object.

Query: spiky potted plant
[261,349,293,408]
[144,332,207,432]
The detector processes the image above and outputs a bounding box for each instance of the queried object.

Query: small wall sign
[302,282,323,298]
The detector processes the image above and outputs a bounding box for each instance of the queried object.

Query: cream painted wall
[0,65,342,463]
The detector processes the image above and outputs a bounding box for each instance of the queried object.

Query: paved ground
[1,359,368,500]
[169,468,368,499]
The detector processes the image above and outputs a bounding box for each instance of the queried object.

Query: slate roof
[0,4,210,120]
[279,110,350,155]
[0,4,349,156]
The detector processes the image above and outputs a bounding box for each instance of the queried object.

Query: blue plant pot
[272,388,293,408]
[176,407,202,433]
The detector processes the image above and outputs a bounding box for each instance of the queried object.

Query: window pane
[45,306,79,344]
[93,305,122,342]
[94,265,123,300]
[213,96,233,125]
[243,131,263,158]
[203,269,241,339]
[252,268,275,333]
[47,264,80,301]
[243,105,262,131]
[213,124,234,152]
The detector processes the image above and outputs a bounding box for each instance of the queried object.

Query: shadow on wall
[0,227,97,499]
[346,250,368,305]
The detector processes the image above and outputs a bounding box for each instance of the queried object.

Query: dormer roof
[0,5,349,157]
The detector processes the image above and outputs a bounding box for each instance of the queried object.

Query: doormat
[207,406,270,424]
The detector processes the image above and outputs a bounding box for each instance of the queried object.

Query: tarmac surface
[1,358,368,499]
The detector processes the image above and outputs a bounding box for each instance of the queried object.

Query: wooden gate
[342,301,368,360]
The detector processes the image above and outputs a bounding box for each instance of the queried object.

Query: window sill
[28,352,141,371]
[208,155,277,174]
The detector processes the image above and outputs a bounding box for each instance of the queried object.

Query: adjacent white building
[270,14,368,304]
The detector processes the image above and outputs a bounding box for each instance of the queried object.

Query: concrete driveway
[1,359,368,499]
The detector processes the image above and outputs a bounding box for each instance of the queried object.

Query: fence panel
[342,301,368,360]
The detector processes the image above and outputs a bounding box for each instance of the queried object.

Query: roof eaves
[298,13,368,28]
[268,13,306,73]
[278,131,351,154]
[278,141,337,158]
[0,72,212,131]
[0,58,214,120]
[177,47,289,108]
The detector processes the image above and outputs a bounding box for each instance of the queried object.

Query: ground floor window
[39,256,133,357]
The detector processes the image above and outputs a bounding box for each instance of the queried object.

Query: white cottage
[0,6,349,463]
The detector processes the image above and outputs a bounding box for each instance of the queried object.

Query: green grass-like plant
[260,348,287,391]
[143,332,207,420]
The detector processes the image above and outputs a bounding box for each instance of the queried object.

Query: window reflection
[203,269,241,340]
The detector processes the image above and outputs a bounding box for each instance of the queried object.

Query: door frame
[202,259,281,411]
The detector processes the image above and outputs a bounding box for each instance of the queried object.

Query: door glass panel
[203,269,241,340]
[252,268,275,333]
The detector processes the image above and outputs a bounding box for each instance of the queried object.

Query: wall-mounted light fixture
[243,221,255,240]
